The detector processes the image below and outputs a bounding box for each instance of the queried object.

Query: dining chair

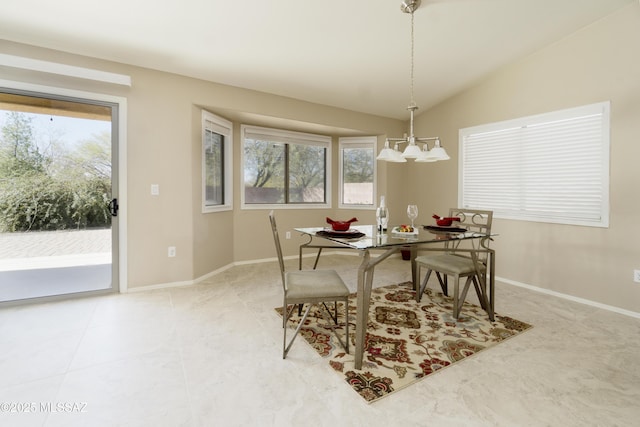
[415,208,493,319]
[268,211,350,359]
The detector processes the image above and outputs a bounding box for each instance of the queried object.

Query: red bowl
[331,222,351,231]
[436,217,460,227]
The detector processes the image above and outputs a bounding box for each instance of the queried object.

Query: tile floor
[1,254,639,427]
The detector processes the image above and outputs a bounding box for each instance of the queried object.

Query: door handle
[109,198,119,217]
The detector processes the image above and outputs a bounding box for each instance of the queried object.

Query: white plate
[391,226,418,235]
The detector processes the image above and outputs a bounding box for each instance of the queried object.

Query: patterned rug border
[362,310,534,404]
[276,282,533,403]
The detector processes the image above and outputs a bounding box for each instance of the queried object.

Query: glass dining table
[294,224,495,370]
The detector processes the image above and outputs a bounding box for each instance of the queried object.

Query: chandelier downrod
[376,0,450,163]
[400,0,421,14]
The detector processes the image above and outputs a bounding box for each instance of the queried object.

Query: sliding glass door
[0,89,119,302]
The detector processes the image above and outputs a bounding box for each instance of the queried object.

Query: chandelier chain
[410,10,415,107]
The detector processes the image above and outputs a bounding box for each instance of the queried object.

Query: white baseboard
[127,254,639,320]
[126,250,371,293]
[497,276,640,319]
[126,263,236,293]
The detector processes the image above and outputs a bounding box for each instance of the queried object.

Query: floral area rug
[276,282,532,403]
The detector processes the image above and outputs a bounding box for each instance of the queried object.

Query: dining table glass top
[294,225,488,250]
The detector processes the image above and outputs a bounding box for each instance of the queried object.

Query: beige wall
[2,2,638,314]
[0,39,404,288]
[407,3,640,313]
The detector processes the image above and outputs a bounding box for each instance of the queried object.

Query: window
[241,125,330,208]
[459,101,610,227]
[202,110,232,213]
[339,136,376,208]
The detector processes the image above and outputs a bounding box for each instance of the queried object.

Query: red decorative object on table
[432,214,460,227]
[326,217,358,231]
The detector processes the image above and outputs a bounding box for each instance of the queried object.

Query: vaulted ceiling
[0,0,634,119]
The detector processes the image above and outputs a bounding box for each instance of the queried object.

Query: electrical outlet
[285,231,291,239]
[151,184,159,196]
[168,246,176,257]
[634,269,640,283]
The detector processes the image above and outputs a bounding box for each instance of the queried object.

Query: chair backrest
[268,211,287,288]
[448,208,493,263]
[449,208,493,235]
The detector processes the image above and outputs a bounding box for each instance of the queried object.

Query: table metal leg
[488,249,495,320]
[410,245,418,291]
[353,247,400,370]
[354,250,372,370]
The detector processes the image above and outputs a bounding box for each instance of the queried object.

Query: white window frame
[202,110,233,213]
[240,124,331,210]
[459,101,610,227]
[338,136,376,209]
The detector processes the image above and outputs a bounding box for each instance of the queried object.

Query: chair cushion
[415,254,485,276]
[285,269,350,300]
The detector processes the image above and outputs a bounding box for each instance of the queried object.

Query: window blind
[459,102,609,227]
[242,125,330,147]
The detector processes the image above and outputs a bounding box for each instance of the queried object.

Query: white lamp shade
[388,146,407,162]
[401,143,423,159]
[376,147,396,161]
[390,150,407,162]
[428,146,450,160]
[415,148,437,162]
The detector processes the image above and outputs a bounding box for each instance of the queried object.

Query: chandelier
[377,0,450,163]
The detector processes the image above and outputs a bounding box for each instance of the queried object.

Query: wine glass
[407,204,418,229]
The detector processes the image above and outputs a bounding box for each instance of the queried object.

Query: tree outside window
[0,110,112,232]
[243,140,284,203]
[242,125,330,207]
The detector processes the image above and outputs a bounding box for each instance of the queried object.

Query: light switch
[151,184,160,196]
